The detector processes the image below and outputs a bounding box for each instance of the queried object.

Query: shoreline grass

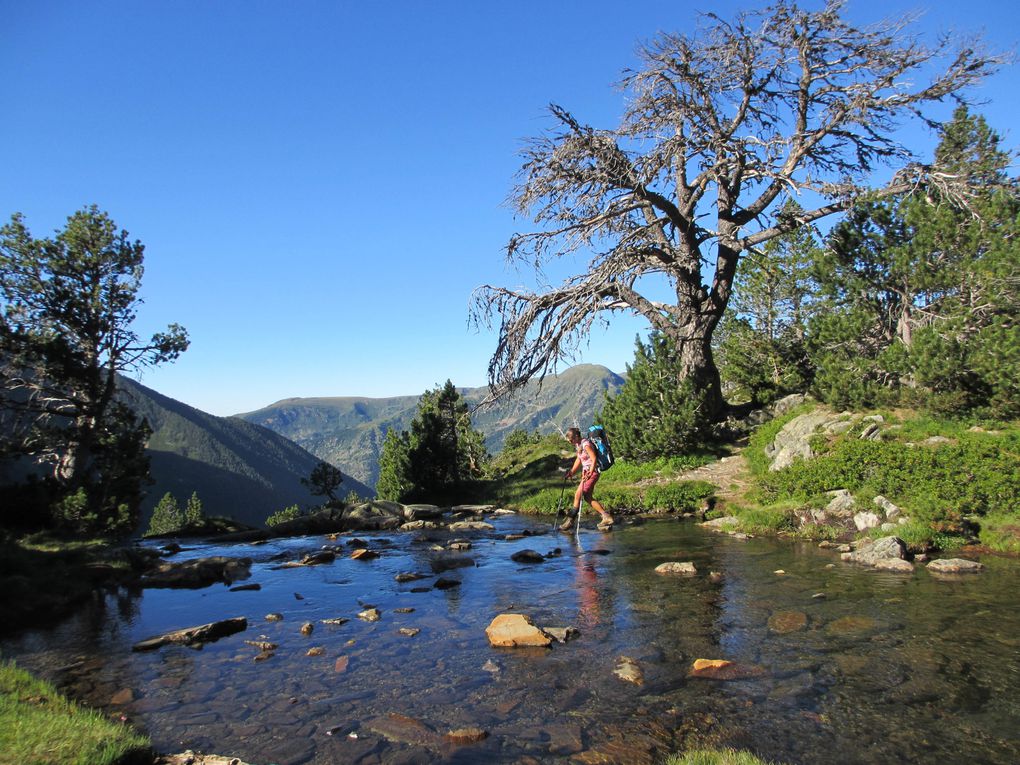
[0,659,151,765]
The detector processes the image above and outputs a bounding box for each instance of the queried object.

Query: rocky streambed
[3,512,1019,765]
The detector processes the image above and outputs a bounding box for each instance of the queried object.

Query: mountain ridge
[237,364,625,488]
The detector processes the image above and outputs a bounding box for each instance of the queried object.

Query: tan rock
[306,646,325,657]
[351,548,379,561]
[690,658,767,680]
[300,622,314,636]
[358,608,381,622]
[485,614,552,647]
[334,655,350,673]
[446,727,489,744]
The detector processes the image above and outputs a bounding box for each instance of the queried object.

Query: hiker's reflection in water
[573,549,602,629]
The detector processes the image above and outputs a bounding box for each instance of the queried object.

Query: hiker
[561,427,614,531]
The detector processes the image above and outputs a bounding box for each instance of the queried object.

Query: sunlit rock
[485,614,552,647]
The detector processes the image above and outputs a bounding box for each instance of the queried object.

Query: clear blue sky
[2,1,1017,416]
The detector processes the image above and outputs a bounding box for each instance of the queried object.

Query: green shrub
[643,482,715,512]
[976,513,1020,553]
[266,504,303,527]
[735,506,798,535]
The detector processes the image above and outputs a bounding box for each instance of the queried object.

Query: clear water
[2,517,1018,765]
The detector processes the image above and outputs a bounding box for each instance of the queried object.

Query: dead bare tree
[471,0,1005,416]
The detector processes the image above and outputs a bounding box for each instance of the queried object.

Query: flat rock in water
[351,548,379,561]
[654,561,697,576]
[874,558,914,573]
[928,558,985,574]
[485,614,552,648]
[368,712,440,747]
[133,617,247,651]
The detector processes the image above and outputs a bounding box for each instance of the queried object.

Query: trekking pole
[553,473,567,531]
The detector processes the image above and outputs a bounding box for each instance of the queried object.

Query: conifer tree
[183,492,204,527]
[145,493,183,536]
[601,333,711,461]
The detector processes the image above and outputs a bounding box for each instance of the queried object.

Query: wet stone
[826,615,880,637]
[768,611,808,634]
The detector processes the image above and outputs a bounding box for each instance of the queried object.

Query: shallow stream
[3,516,1019,764]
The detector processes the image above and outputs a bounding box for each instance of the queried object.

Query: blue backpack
[587,425,615,472]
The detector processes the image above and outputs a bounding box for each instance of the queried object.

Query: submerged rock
[928,558,985,574]
[614,656,644,685]
[768,611,808,634]
[689,658,767,680]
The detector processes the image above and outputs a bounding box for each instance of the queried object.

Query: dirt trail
[680,449,754,505]
[634,442,755,509]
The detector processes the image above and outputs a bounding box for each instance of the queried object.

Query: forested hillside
[119,378,372,529]
[238,364,624,488]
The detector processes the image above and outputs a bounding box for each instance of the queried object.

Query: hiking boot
[597,515,615,531]
[559,512,577,532]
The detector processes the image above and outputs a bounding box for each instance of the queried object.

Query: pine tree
[183,492,204,527]
[601,333,711,461]
[376,428,413,502]
[145,493,183,536]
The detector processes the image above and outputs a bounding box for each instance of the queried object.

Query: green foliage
[183,491,204,526]
[302,460,344,504]
[641,482,715,513]
[266,504,302,527]
[733,506,799,536]
[977,513,1020,553]
[502,427,543,453]
[806,108,1019,416]
[376,428,413,502]
[376,380,489,503]
[0,207,188,535]
[717,201,819,404]
[145,492,183,537]
[0,659,152,765]
[601,333,713,461]
[752,417,1020,546]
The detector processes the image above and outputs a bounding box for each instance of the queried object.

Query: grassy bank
[0,659,151,765]
[664,750,780,765]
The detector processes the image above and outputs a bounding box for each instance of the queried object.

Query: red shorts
[580,470,600,497]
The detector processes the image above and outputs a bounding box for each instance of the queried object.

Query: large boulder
[765,410,835,470]
[141,556,252,589]
[344,501,405,531]
[846,536,907,566]
[403,504,444,521]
